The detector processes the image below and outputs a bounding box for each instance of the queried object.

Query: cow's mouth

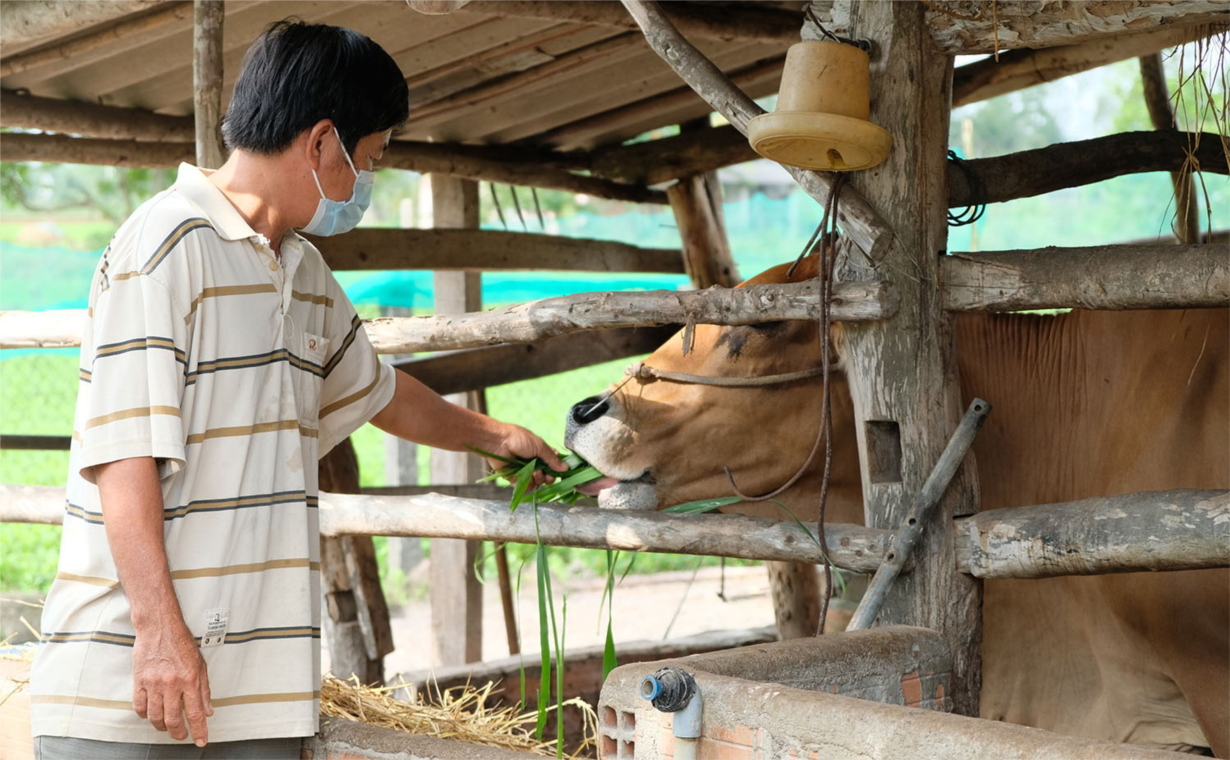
[575,470,658,510]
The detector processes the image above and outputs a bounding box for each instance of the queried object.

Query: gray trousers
[34,736,303,760]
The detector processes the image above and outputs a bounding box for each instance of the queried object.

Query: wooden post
[832,1,982,715]
[667,119,741,290]
[192,0,225,169]
[1139,52,1200,244]
[429,175,485,666]
[319,439,395,685]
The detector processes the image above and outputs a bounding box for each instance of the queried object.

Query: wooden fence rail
[0,485,889,573]
[955,489,1230,578]
[0,280,896,352]
[5,486,1227,578]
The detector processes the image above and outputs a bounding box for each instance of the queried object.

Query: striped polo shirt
[30,163,396,744]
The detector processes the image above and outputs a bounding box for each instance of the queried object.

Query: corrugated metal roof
[0,1,800,150]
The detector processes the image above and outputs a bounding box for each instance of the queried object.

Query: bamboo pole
[192,0,226,170]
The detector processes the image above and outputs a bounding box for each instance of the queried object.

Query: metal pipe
[848,398,992,630]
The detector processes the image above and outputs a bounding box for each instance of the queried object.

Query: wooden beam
[363,280,896,354]
[0,2,193,77]
[918,0,1228,54]
[428,174,484,667]
[409,33,643,126]
[955,490,1229,578]
[393,326,676,396]
[949,130,1229,208]
[591,123,755,186]
[0,91,195,142]
[307,228,684,274]
[192,0,225,170]
[458,1,814,44]
[0,133,194,167]
[0,435,71,451]
[383,140,666,205]
[360,484,509,500]
[0,132,666,205]
[941,244,1229,312]
[621,0,893,260]
[0,0,162,49]
[836,0,983,716]
[0,485,892,573]
[317,493,890,573]
[952,21,1225,108]
[1140,52,1201,244]
[0,281,896,352]
[538,56,786,151]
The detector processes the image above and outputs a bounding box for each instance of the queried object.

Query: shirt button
[270,261,279,271]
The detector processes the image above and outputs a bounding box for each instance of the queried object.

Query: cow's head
[564,257,862,522]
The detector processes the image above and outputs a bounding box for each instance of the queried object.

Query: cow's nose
[571,396,610,425]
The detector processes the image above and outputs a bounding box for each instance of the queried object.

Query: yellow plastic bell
[748,40,893,172]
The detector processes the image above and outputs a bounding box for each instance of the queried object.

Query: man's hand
[132,622,213,745]
[483,423,567,489]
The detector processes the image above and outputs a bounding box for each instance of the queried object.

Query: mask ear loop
[331,126,361,179]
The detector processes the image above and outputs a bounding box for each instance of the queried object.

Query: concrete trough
[598,627,1185,760]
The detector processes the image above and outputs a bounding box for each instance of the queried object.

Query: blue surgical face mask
[300,127,374,237]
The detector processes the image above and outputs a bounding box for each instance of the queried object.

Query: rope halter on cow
[623,361,825,388]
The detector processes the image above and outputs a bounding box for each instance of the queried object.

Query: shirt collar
[172,163,260,242]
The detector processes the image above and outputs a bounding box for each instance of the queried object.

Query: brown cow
[564,257,1229,756]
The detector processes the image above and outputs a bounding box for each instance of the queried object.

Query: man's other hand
[132,623,213,746]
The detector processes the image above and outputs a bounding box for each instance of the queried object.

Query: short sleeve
[74,264,188,480]
[316,277,395,456]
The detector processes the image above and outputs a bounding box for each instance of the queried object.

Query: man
[30,20,564,760]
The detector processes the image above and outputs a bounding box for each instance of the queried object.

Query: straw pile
[320,675,597,758]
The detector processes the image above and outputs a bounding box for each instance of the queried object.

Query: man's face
[316,128,391,202]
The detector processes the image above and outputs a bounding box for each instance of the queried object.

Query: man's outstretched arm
[369,369,566,485]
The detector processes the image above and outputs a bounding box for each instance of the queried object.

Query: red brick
[900,671,923,706]
[698,739,753,760]
[708,724,755,746]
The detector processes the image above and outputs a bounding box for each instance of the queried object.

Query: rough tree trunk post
[429,175,485,666]
[1139,52,1200,244]
[192,0,225,170]
[319,438,394,685]
[832,1,983,715]
[667,117,741,290]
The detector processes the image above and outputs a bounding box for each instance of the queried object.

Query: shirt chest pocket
[294,332,330,427]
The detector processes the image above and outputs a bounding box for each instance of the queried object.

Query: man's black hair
[221,19,409,156]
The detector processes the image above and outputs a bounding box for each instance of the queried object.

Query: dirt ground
[324,564,784,678]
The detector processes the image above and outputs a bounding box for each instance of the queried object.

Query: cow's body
[565,260,1229,756]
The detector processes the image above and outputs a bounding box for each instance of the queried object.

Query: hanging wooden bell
[748,40,892,172]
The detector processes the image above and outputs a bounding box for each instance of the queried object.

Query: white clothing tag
[202,608,229,648]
